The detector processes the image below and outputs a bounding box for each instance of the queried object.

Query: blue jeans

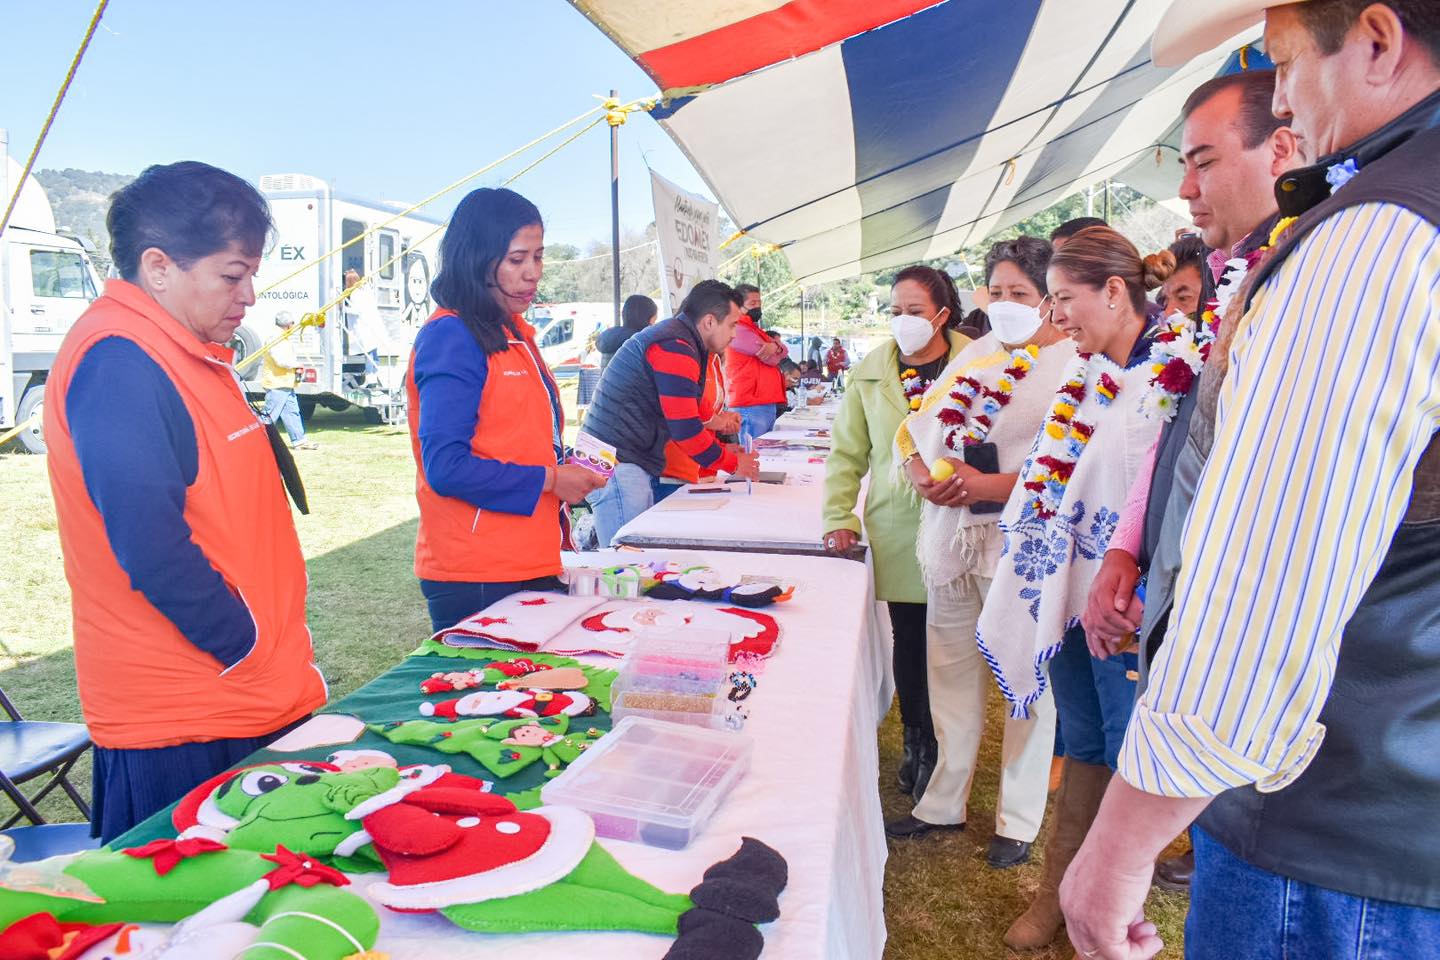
[1048,624,1135,769]
[264,388,306,444]
[1188,825,1440,959]
[587,461,654,548]
[419,575,564,633]
[652,476,682,503]
[734,403,777,440]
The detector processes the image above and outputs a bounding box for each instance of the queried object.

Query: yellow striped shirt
[1119,203,1440,798]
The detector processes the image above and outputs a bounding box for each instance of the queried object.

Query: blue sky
[1,0,713,247]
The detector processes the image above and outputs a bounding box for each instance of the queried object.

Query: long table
[110,548,889,959]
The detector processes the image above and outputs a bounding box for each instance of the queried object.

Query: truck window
[542,318,573,347]
[378,233,395,279]
[30,250,96,299]
[341,219,365,278]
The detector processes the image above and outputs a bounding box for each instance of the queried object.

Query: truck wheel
[298,397,317,422]
[15,382,47,455]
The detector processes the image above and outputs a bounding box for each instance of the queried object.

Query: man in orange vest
[44,162,326,841]
[724,284,787,440]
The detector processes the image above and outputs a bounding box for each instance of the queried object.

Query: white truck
[1,135,106,454]
[239,174,444,423]
[528,301,613,372]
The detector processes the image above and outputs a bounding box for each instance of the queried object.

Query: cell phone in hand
[963,442,1004,515]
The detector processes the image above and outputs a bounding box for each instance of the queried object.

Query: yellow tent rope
[0,0,108,239]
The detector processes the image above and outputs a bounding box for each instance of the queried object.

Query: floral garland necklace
[899,366,939,412]
[935,344,1041,450]
[1139,215,1299,422]
[1019,353,1121,520]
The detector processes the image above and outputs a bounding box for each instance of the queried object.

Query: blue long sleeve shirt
[65,337,257,670]
[411,314,548,515]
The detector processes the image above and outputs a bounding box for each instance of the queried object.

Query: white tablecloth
[364,549,889,959]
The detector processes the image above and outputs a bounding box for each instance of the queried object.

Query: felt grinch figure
[0,841,380,959]
[344,775,788,958]
[371,716,595,779]
[171,756,492,870]
[418,687,594,721]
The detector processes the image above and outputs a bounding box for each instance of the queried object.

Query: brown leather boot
[1003,760,1113,950]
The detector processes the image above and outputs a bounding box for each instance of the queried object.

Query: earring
[1107,302,1115,310]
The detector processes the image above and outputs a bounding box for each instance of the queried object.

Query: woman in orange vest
[43,162,327,841]
[407,188,607,631]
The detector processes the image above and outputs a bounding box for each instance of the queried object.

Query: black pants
[888,601,931,736]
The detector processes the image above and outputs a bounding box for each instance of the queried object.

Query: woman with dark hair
[976,226,1172,950]
[406,187,607,632]
[822,264,970,802]
[883,237,1074,868]
[596,293,657,370]
[43,161,327,841]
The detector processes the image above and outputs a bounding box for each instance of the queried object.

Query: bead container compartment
[609,628,734,729]
[541,716,754,849]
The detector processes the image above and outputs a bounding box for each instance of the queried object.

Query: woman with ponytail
[976,226,1173,949]
[822,264,971,802]
[406,188,608,632]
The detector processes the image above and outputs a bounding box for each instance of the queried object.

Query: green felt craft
[439,843,704,935]
[370,715,598,779]
[211,764,399,864]
[0,845,379,960]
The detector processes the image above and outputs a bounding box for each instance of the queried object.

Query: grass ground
[0,394,1188,957]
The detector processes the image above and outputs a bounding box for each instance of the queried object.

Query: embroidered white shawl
[975,353,1160,716]
[899,335,1077,589]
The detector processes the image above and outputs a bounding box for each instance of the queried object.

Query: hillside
[33,167,134,265]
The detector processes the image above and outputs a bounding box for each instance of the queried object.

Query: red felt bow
[122,837,227,876]
[260,845,350,890]
[475,616,509,627]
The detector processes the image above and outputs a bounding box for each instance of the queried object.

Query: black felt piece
[665,909,765,960]
[689,878,781,924]
[701,836,789,895]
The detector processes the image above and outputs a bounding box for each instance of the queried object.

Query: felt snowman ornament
[419,688,594,721]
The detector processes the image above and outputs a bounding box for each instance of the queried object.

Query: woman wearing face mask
[407,188,608,632]
[974,226,1172,950]
[822,265,970,801]
[883,238,1076,869]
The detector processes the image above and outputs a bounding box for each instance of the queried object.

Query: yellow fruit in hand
[930,459,955,482]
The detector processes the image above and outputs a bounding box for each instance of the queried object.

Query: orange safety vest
[662,354,725,483]
[407,310,565,583]
[724,314,786,406]
[44,280,326,750]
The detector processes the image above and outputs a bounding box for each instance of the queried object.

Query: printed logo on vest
[502,369,528,377]
[227,421,264,442]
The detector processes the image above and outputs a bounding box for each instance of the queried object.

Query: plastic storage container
[541,716,753,849]
[610,628,732,729]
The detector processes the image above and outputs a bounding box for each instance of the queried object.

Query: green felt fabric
[0,850,379,959]
[440,844,691,935]
[244,883,380,959]
[111,652,616,850]
[369,715,599,780]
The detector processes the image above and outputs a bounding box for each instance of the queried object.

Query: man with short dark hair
[1049,216,1109,249]
[584,279,759,545]
[1063,2,1440,957]
[725,283,787,438]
